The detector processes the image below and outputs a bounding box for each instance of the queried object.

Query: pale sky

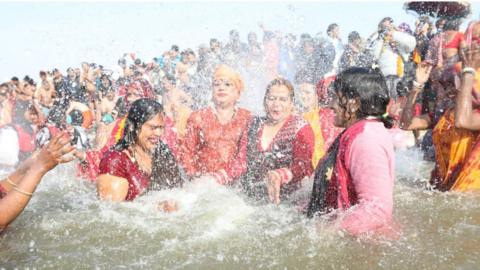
[1,1,479,81]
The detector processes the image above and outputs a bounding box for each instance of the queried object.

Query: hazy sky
[1,1,479,81]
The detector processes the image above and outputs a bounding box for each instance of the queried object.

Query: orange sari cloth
[431,109,480,191]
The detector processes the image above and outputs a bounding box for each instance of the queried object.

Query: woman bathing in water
[212,78,315,204]
[96,98,183,211]
[307,67,396,237]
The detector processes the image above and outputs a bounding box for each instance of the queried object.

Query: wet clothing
[78,118,127,181]
[431,109,480,191]
[224,115,314,199]
[99,150,150,201]
[78,115,178,181]
[318,108,342,151]
[308,119,395,236]
[179,106,252,176]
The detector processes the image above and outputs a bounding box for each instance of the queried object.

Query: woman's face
[136,113,165,153]
[299,83,318,111]
[212,77,240,108]
[265,85,293,123]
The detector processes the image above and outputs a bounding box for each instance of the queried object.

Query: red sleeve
[224,123,249,181]
[178,113,201,176]
[290,124,314,183]
[98,150,128,179]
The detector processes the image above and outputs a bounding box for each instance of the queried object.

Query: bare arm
[455,46,480,130]
[0,134,74,229]
[399,63,433,130]
[96,174,129,201]
[454,72,480,130]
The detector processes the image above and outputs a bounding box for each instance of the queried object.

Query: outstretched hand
[33,133,75,172]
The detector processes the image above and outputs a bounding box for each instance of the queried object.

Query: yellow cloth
[432,109,480,191]
[303,109,326,169]
[213,65,244,92]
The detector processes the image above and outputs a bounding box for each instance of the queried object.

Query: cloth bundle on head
[213,65,244,92]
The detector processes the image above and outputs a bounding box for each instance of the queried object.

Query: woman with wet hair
[96,98,183,206]
[307,67,396,237]
[215,78,314,204]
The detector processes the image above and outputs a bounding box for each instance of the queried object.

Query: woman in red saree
[179,65,252,178]
[96,99,182,207]
[213,78,314,204]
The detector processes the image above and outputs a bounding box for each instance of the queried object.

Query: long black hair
[114,98,184,190]
[307,67,392,217]
[332,67,394,128]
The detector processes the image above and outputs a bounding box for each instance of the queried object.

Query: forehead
[268,85,291,96]
[144,113,164,126]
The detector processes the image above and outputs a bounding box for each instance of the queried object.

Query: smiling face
[212,77,240,108]
[264,84,294,124]
[136,113,165,153]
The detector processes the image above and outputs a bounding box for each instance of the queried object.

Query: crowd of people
[1,15,480,237]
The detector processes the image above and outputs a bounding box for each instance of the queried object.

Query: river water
[1,148,479,269]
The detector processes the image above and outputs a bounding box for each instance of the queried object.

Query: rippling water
[1,148,479,269]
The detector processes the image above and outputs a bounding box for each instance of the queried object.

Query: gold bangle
[12,187,33,197]
[5,177,18,187]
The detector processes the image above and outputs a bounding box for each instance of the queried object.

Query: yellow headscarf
[213,65,244,92]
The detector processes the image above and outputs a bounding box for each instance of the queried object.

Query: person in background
[299,83,326,168]
[326,23,344,74]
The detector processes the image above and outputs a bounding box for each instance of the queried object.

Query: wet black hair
[171,45,179,52]
[115,98,164,151]
[11,77,19,82]
[332,67,393,128]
